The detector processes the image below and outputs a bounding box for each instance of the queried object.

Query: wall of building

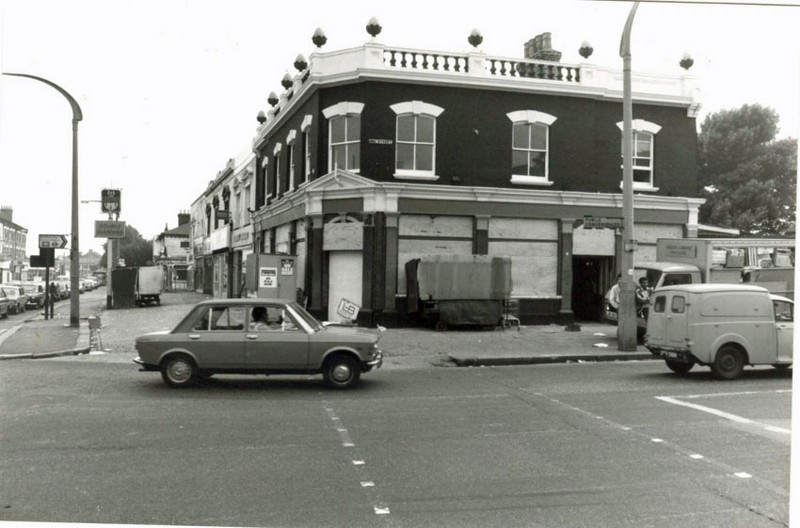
[313,80,698,195]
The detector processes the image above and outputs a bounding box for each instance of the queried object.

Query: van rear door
[665,293,689,349]
[773,299,793,363]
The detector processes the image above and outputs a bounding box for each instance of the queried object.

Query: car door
[176,306,247,368]
[244,305,310,368]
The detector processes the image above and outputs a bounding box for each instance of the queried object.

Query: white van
[645,284,793,379]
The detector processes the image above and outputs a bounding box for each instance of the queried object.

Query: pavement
[0,291,656,368]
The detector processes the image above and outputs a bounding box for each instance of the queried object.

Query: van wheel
[712,345,744,380]
[665,358,694,375]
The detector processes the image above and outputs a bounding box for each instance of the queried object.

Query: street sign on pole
[39,234,68,249]
[101,188,121,214]
[95,220,126,239]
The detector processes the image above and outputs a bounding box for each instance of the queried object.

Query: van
[645,284,793,379]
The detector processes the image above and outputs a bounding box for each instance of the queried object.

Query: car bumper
[365,349,383,370]
[133,357,160,371]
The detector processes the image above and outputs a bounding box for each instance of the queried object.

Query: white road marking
[656,395,791,435]
[655,396,755,424]
[765,425,792,434]
[323,403,390,517]
[735,472,753,479]
[677,390,792,399]
[651,438,664,443]
[690,454,704,459]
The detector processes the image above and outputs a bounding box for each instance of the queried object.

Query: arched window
[616,119,661,190]
[390,101,444,180]
[322,102,364,172]
[507,110,557,186]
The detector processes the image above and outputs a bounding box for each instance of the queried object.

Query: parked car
[645,284,793,379]
[134,299,384,389]
[55,280,71,299]
[0,288,10,318]
[2,286,28,315]
[11,282,46,309]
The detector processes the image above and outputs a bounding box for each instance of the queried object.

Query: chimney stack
[524,32,562,62]
[178,212,191,226]
[0,206,12,222]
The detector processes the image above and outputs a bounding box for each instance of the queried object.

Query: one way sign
[39,234,68,249]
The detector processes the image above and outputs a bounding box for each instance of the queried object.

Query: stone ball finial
[312,27,327,48]
[468,28,483,48]
[366,17,382,38]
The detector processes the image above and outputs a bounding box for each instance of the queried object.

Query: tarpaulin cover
[414,255,512,301]
[438,299,503,326]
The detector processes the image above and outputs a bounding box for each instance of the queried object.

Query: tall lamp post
[617,2,639,351]
[3,72,82,327]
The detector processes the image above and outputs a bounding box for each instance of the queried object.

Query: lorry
[605,238,794,328]
[648,238,795,297]
[406,255,512,331]
[644,284,793,379]
[135,265,165,306]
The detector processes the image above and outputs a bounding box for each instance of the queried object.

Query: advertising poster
[259,267,277,288]
[280,258,294,276]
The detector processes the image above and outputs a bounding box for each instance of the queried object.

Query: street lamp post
[3,72,83,327]
[617,2,639,351]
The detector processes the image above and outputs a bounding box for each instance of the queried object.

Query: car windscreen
[287,302,324,332]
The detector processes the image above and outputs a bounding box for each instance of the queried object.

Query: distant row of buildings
[0,207,103,283]
[155,27,708,326]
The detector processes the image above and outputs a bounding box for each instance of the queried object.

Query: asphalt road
[0,356,791,528]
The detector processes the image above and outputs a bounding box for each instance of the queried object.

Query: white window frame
[390,101,443,181]
[616,119,661,191]
[273,143,282,196]
[507,110,556,186]
[286,130,297,191]
[322,102,363,173]
[301,115,313,184]
[261,156,271,201]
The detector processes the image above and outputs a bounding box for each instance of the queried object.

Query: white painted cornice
[252,169,705,226]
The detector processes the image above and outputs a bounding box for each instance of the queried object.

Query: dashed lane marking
[323,403,391,518]
[535,393,788,493]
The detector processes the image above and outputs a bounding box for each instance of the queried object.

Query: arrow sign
[39,234,68,249]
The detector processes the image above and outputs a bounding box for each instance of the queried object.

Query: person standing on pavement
[48,282,57,318]
[605,273,621,316]
[635,277,651,319]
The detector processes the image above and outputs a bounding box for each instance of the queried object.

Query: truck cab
[645,284,793,379]
[603,262,701,327]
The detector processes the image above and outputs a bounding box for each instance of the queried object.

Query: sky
[0,0,798,258]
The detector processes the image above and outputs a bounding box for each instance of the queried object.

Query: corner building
[249,33,703,326]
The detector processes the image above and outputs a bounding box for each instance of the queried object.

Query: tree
[98,224,153,268]
[698,104,796,236]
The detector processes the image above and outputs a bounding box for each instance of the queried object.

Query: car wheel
[160,354,198,388]
[435,320,448,332]
[323,354,360,389]
[712,345,745,380]
[665,358,694,375]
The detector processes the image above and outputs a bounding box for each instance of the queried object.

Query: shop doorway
[327,251,363,322]
[572,257,612,321]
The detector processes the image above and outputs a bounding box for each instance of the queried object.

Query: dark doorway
[572,257,610,321]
